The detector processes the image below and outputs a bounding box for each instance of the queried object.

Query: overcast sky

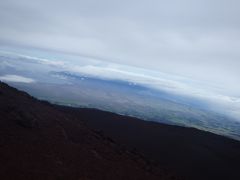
[0,0,240,95]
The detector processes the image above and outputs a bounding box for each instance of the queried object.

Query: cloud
[0,74,35,83]
[0,0,240,96]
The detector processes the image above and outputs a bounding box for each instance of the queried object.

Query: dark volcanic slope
[0,82,178,180]
[59,107,240,180]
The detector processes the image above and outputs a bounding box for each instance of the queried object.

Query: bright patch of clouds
[0,74,35,83]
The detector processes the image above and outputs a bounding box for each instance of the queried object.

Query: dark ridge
[0,82,179,180]
[58,105,240,180]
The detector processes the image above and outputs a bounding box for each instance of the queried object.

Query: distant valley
[9,71,240,141]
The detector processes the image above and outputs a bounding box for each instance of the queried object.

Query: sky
[0,0,240,118]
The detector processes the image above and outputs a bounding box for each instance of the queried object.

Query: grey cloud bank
[0,74,35,83]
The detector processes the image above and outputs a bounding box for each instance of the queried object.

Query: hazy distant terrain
[1,51,240,140]
[9,72,240,141]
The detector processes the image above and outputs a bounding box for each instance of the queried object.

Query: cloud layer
[0,74,35,83]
